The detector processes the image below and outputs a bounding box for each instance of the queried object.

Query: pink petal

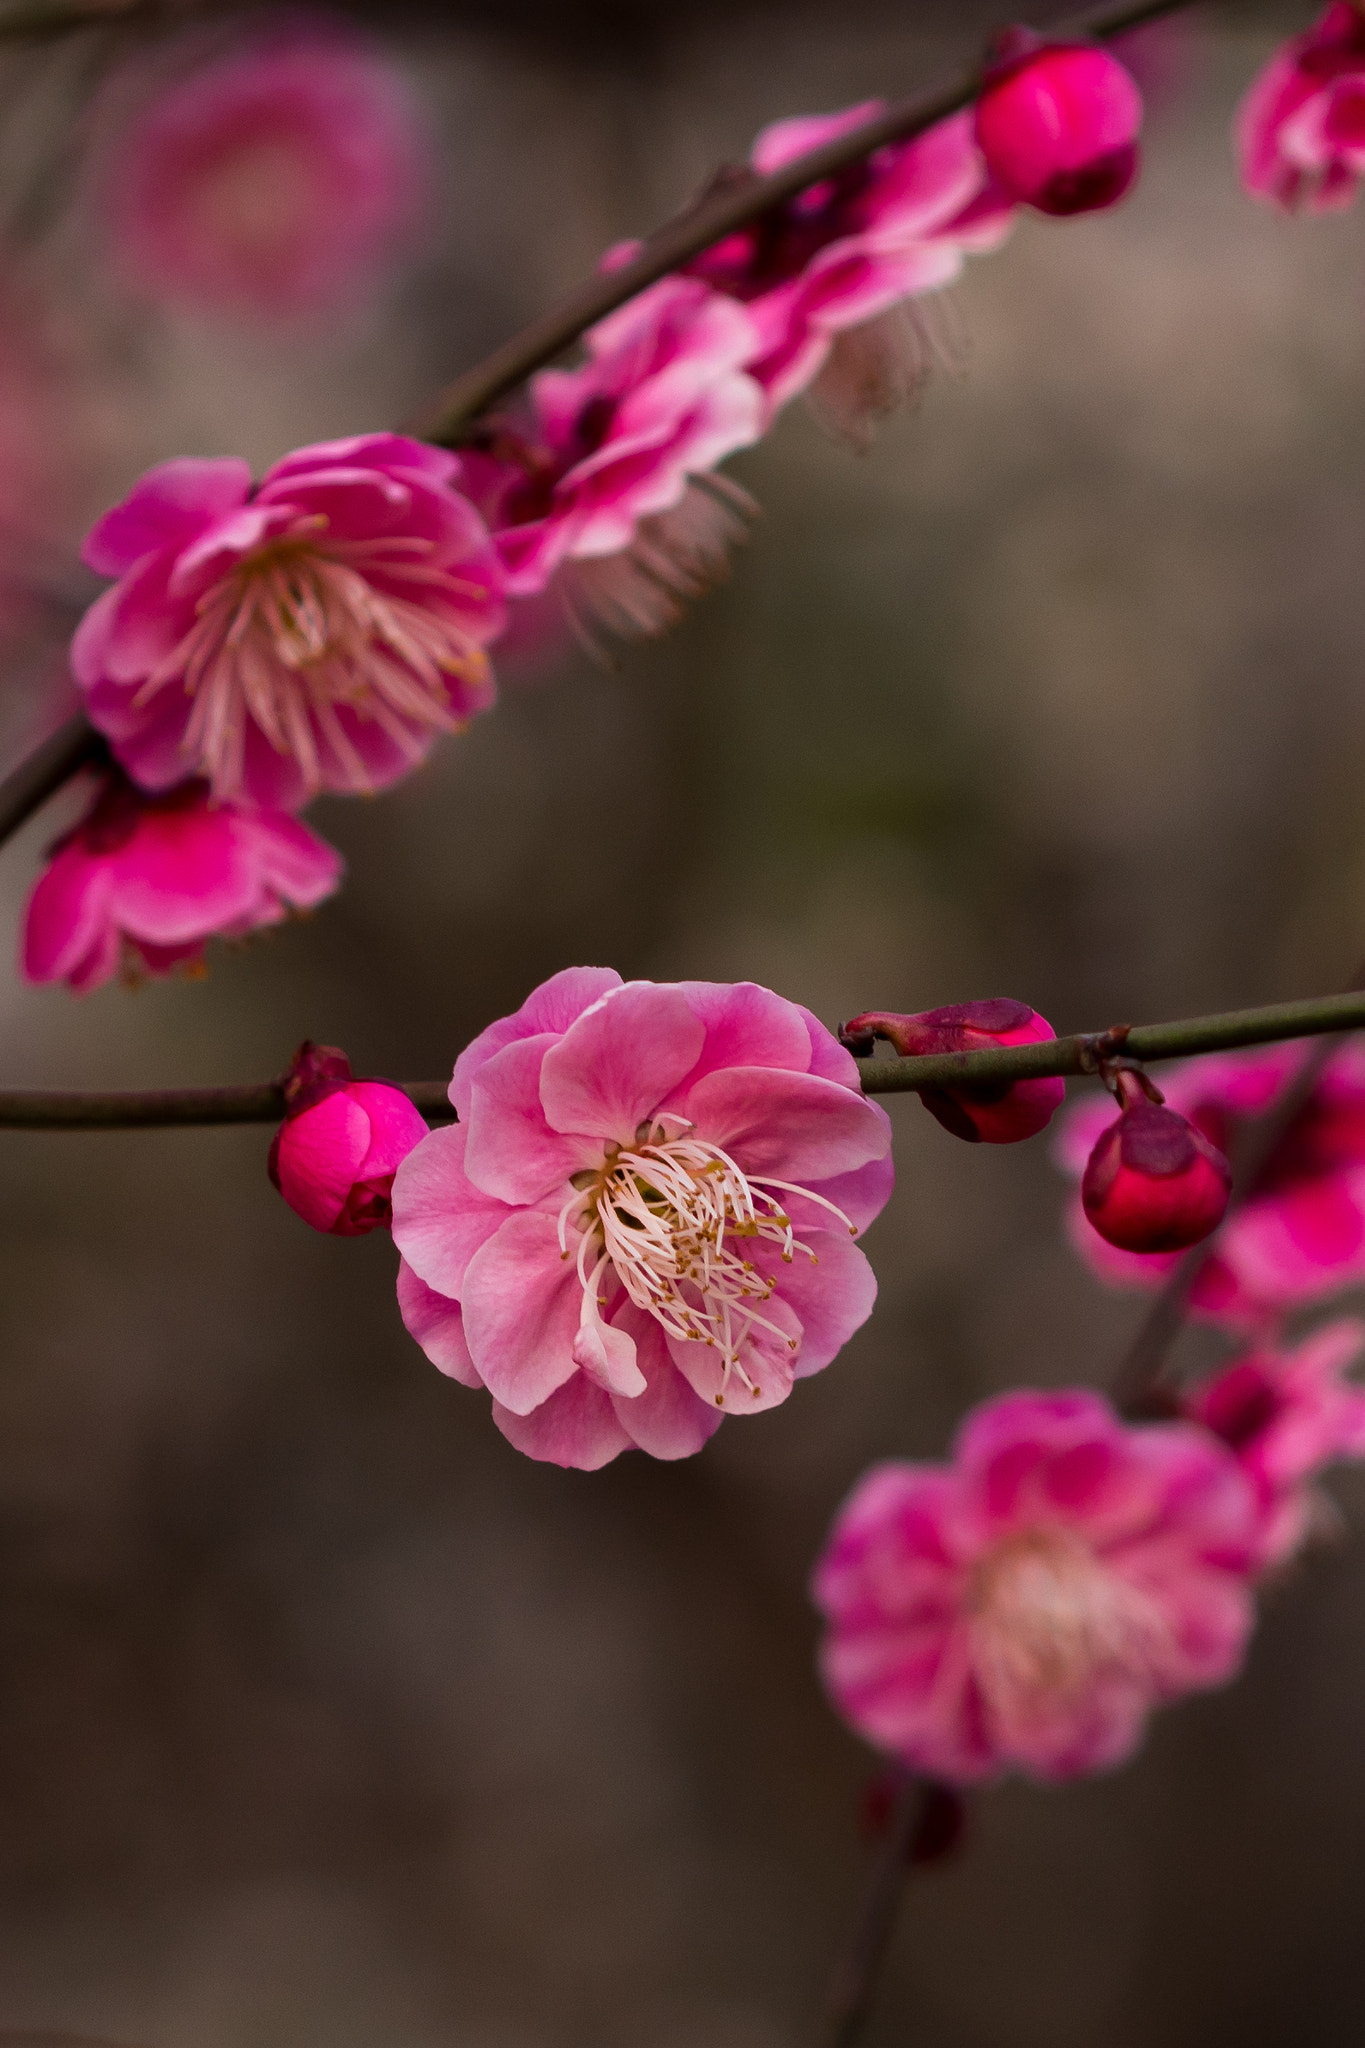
[347,1081,429,1178]
[754,1226,878,1378]
[276,1089,372,1232]
[538,981,706,1139]
[449,965,623,1118]
[21,840,110,985]
[389,1122,512,1298]
[491,1375,635,1470]
[396,1258,482,1387]
[609,1306,724,1459]
[81,456,253,576]
[460,1209,584,1414]
[682,1064,889,1181]
[463,1033,603,1204]
[666,1288,802,1415]
[659,979,814,1093]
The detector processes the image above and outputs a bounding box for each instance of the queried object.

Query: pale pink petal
[449,965,623,1117]
[681,1064,889,1181]
[389,1122,512,1298]
[396,1258,482,1387]
[753,1227,878,1378]
[538,981,706,1139]
[491,1375,634,1470]
[658,979,814,1094]
[463,1034,603,1204]
[609,1306,723,1459]
[460,1208,584,1414]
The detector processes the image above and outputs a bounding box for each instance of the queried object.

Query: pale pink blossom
[21,767,341,993]
[671,104,1014,438]
[390,969,894,1470]
[813,1388,1259,1784]
[1185,1319,1365,1567]
[1055,1040,1365,1329]
[1236,3,1365,214]
[459,278,763,638]
[72,434,505,809]
[975,33,1143,217]
[269,1040,428,1236]
[98,28,429,321]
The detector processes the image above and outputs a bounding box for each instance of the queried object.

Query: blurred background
[0,1,1362,2042]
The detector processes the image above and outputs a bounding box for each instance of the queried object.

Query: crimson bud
[268,1040,429,1237]
[840,999,1065,1144]
[976,29,1143,217]
[1082,1072,1232,1253]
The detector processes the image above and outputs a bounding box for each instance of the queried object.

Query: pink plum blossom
[840,998,1064,1144]
[72,434,505,809]
[459,278,764,638]
[21,767,341,993]
[98,28,429,321]
[1236,3,1365,214]
[390,969,894,1470]
[269,1040,429,1237]
[975,32,1143,217]
[1055,1040,1365,1330]
[813,1388,1259,1784]
[1185,1319,1365,1567]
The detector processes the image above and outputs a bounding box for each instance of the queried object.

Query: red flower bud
[1081,1082,1232,1253]
[976,31,1143,217]
[268,1040,429,1237]
[841,998,1065,1144]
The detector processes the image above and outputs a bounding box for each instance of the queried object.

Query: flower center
[141,519,491,798]
[966,1527,1171,1728]
[559,1114,853,1406]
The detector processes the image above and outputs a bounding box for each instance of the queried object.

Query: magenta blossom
[1056,1041,1365,1329]
[459,278,763,638]
[1081,1072,1232,1254]
[72,434,505,809]
[1186,1319,1365,1568]
[99,28,429,321]
[21,767,340,994]
[813,1388,1259,1784]
[1236,3,1365,214]
[840,998,1064,1144]
[269,1041,428,1237]
[975,31,1143,217]
[390,969,894,1470]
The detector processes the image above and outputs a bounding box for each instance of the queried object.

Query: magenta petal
[276,1090,372,1232]
[21,841,109,985]
[461,1209,583,1414]
[610,1305,724,1459]
[491,1375,635,1470]
[389,1122,512,1298]
[539,981,706,1139]
[345,1081,429,1179]
[464,1034,602,1203]
[396,1259,482,1387]
[683,1065,889,1181]
[81,456,253,576]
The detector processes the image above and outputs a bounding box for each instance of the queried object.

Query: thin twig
[819,1771,928,2048]
[0,712,103,845]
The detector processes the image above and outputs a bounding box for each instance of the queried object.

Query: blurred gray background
[0,1,1363,2042]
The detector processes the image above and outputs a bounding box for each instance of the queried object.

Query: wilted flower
[99,27,430,321]
[813,1388,1258,1783]
[840,998,1064,1143]
[1081,1070,1232,1253]
[21,766,341,993]
[460,278,764,640]
[1236,2,1365,213]
[1186,1318,1365,1567]
[1056,1041,1365,1328]
[391,969,893,1469]
[269,1041,429,1236]
[975,30,1143,216]
[72,434,505,809]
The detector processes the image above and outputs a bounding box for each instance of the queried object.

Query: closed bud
[840,998,1065,1144]
[1081,1077,1231,1253]
[268,1040,429,1237]
[975,30,1143,217]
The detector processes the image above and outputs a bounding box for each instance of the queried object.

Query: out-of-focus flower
[72,434,504,809]
[391,969,893,1469]
[21,766,341,993]
[1056,1041,1365,1329]
[1236,2,1365,214]
[840,998,1064,1143]
[975,31,1143,217]
[651,105,1012,442]
[269,1040,428,1236]
[812,1388,1258,1783]
[460,278,763,640]
[98,27,429,321]
[1185,1318,1365,1567]
[1081,1071,1231,1253]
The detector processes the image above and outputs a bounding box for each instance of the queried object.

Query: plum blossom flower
[670,104,1014,440]
[840,998,1064,1144]
[813,1388,1259,1784]
[459,279,763,640]
[21,766,341,993]
[1236,3,1365,214]
[1185,1319,1365,1568]
[1055,1040,1365,1329]
[98,28,429,321]
[391,969,894,1470]
[975,31,1143,217]
[72,434,505,809]
[269,1041,428,1237]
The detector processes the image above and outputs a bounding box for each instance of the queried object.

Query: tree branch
[0,712,104,845]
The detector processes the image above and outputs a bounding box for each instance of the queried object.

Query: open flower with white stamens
[390,970,894,1470]
[72,433,505,809]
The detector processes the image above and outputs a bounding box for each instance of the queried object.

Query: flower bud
[840,999,1065,1144]
[975,31,1143,217]
[1081,1082,1232,1253]
[268,1040,428,1237]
